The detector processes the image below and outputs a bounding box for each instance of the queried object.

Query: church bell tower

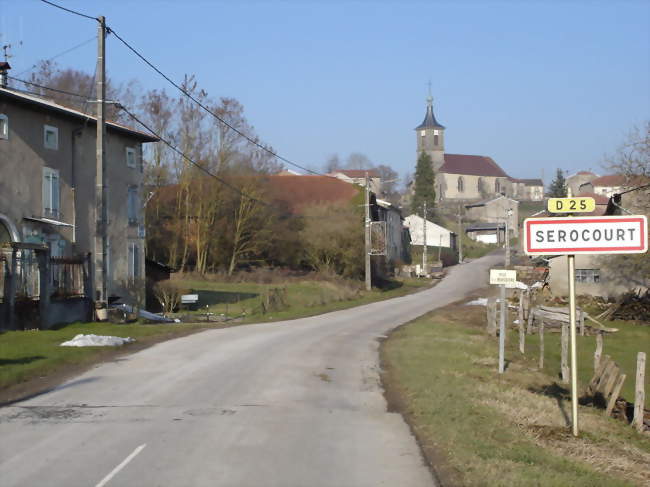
[415,94,445,171]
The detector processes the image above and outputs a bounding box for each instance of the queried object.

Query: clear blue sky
[1,0,648,185]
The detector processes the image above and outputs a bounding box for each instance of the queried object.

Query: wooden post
[526,306,535,335]
[594,332,603,372]
[579,308,585,337]
[539,319,545,369]
[633,352,646,432]
[518,290,525,354]
[561,322,570,383]
[605,373,626,417]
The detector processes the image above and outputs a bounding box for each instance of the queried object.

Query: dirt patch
[0,326,211,406]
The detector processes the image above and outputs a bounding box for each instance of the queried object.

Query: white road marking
[95,443,146,487]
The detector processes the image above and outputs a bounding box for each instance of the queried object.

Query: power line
[16,36,96,77]
[117,103,297,216]
[39,0,98,21]
[106,25,328,178]
[8,75,89,99]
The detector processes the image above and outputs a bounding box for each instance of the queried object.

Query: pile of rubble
[611,290,650,322]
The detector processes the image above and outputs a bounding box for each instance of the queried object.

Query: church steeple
[415,91,445,170]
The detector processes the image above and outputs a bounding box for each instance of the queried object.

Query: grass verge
[1,276,432,403]
[381,300,650,487]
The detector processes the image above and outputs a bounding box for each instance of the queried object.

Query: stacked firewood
[604,290,650,321]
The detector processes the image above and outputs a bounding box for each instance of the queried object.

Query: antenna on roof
[2,44,12,63]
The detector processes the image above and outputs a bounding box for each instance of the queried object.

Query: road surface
[0,252,502,487]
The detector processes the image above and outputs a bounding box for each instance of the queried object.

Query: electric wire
[16,36,96,77]
[8,75,89,99]
[39,0,98,21]
[117,103,308,218]
[106,25,329,178]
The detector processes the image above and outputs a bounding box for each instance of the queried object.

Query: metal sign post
[567,253,578,436]
[490,269,517,374]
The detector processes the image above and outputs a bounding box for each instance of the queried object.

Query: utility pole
[364,172,371,291]
[505,209,511,267]
[96,16,107,306]
[458,204,463,263]
[422,201,427,276]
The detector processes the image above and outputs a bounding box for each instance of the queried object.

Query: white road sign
[523,215,648,255]
[490,269,517,287]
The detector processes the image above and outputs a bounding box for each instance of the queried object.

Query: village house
[403,214,456,249]
[464,195,519,241]
[566,170,598,196]
[579,174,646,198]
[413,96,543,203]
[0,70,157,328]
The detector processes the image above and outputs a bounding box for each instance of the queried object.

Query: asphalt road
[0,252,502,487]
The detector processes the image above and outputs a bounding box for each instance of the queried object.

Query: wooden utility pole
[633,352,646,432]
[422,201,427,275]
[96,15,107,305]
[364,172,371,291]
[458,204,463,263]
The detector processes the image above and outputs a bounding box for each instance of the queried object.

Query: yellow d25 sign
[547,197,596,213]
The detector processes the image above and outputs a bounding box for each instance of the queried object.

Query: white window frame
[126,147,137,168]
[44,124,59,150]
[0,114,8,140]
[42,167,60,219]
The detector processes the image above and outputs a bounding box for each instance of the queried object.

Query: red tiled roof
[577,171,596,176]
[265,175,360,213]
[332,169,380,178]
[575,191,609,205]
[440,154,509,177]
[590,174,629,187]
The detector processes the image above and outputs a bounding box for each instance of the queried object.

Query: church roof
[440,154,509,178]
[510,178,544,187]
[414,98,445,130]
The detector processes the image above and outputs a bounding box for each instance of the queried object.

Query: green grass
[382,303,650,487]
[1,276,431,394]
[171,276,431,323]
[0,321,212,391]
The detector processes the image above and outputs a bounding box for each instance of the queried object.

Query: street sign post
[490,269,517,374]
[524,214,648,437]
[547,197,595,214]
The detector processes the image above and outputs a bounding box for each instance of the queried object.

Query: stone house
[510,178,544,201]
[566,170,598,196]
[464,195,519,238]
[0,81,157,309]
[403,214,456,249]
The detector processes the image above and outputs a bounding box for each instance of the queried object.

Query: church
[414,96,543,202]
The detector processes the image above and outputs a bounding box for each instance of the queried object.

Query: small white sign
[490,269,517,288]
[524,215,648,255]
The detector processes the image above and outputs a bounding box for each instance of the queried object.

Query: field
[382,298,650,486]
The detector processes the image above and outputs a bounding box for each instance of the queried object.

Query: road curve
[0,252,502,487]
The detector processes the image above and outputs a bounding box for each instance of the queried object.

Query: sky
[1,0,648,186]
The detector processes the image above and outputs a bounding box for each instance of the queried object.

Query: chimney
[0,62,10,88]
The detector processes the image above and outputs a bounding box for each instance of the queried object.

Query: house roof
[414,99,445,130]
[590,174,628,187]
[264,175,361,213]
[0,87,159,142]
[511,178,544,187]
[464,194,519,209]
[331,169,380,178]
[440,154,509,177]
[575,191,609,205]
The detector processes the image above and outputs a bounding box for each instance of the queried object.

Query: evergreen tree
[411,151,436,215]
[548,168,567,197]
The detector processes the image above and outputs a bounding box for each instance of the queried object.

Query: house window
[434,134,439,146]
[0,114,8,140]
[127,186,139,225]
[457,176,464,193]
[495,179,501,193]
[576,269,600,283]
[42,167,60,218]
[126,147,137,168]
[420,130,425,137]
[44,125,59,150]
[128,241,140,280]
